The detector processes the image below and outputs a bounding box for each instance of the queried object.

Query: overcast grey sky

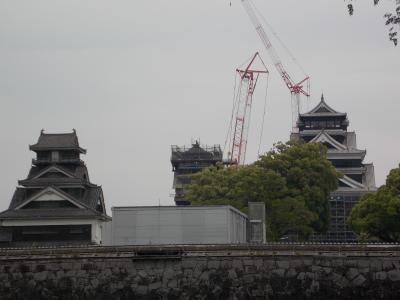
[0,0,399,213]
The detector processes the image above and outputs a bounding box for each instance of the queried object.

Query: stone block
[374,271,387,281]
[244,265,257,274]
[323,267,332,275]
[331,259,344,267]
[65,270,76,277]
[27,279,36,289]
[289,259,303,268]
[311,266,323,273]
[60,262,73,270]
[253,259,263,269]
[33,271,48,281]
[370,260,383,272]
[392,261,400,269]
[243,259,254,266]
[242,274,254,284]
[232,259,243,270]
[102,268,112,277]
[329,273,349,288]
[277,261,290,269]
[12,272,23,280]
[344,260,358,267]
[183,268,193,277]
[138,270,147,278]
[383,260,394,270]
[207,260,220,270]
[307,280,320,294]
[136,285,148,295]
[46,264,60,271]
[357,260,369,268]
[303,259,313,266]
[352,274,366,286]
[359,267,369,274]
[199,271,210,281]
[271,269,285,278]
[297,272,306,281]
[388,269,400,282]
[346,268,359,280]
[319,259,331,267]
[228,269,237,280]
[76,270,87,277]
[305,272,315,280]
[285,268,297,278]
[263,259,276,269]
[163,268,175,280]
[252,289,265,297]
[56,270,65,279]
[220,259,232,269]
[91,278,99,288]
[149,281,162,290]
[167,279,178,288]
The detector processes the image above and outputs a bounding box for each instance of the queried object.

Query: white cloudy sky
[0,0,398,213]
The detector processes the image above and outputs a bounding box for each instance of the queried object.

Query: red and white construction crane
[241,0,310,131]
[228,52,268,165]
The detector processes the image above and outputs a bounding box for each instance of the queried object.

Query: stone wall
[1,244,400,299]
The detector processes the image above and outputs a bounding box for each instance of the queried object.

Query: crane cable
[223,54,263,157]
[250,0,308,77]
[257,73,269,157]
[224,70,239,156]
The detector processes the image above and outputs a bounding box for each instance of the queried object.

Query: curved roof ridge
[303,94,346,115]
[310,130,347,151]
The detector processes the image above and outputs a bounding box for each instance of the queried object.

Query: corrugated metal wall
[102,206,248,246]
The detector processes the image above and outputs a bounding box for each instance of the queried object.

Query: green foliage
[349,164,400,242]
[186,141,340,241]
[346,0,399,46]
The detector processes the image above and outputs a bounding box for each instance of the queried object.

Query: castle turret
[0,130,110,246]
[171,142,223,205]
[291,95,376,242]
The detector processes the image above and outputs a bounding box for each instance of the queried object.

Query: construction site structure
[241,0,310,131]
[171,142,223,205]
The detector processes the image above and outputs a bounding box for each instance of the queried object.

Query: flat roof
[111,205,248,219]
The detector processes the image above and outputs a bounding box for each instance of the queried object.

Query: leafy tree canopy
[186,141,340,241]
[349,164,400,242]
[346,0,400,45]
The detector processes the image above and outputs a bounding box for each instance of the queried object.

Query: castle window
[22,200,77,209]
[51,151,59,162]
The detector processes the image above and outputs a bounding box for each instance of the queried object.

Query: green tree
[349,164,400,242]
[346,0,400,45]
[186,141,340,241]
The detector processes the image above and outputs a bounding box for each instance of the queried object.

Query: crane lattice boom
[229,52,268,165]
[241,0,310,129]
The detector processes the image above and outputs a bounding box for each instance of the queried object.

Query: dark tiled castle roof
[0,130,109,221]
[29,130,86,153]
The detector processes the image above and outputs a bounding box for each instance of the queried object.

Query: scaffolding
[171,142,223,205]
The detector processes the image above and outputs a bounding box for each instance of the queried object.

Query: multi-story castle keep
[0,130,110,246]
[171,142,223,205]
[291,95,376,242]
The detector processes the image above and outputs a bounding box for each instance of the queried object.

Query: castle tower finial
[321,93,325,102]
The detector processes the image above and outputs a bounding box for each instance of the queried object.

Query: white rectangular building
[102,205,248,246]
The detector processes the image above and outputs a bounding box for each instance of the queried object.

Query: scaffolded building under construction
[171,142,223,205]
